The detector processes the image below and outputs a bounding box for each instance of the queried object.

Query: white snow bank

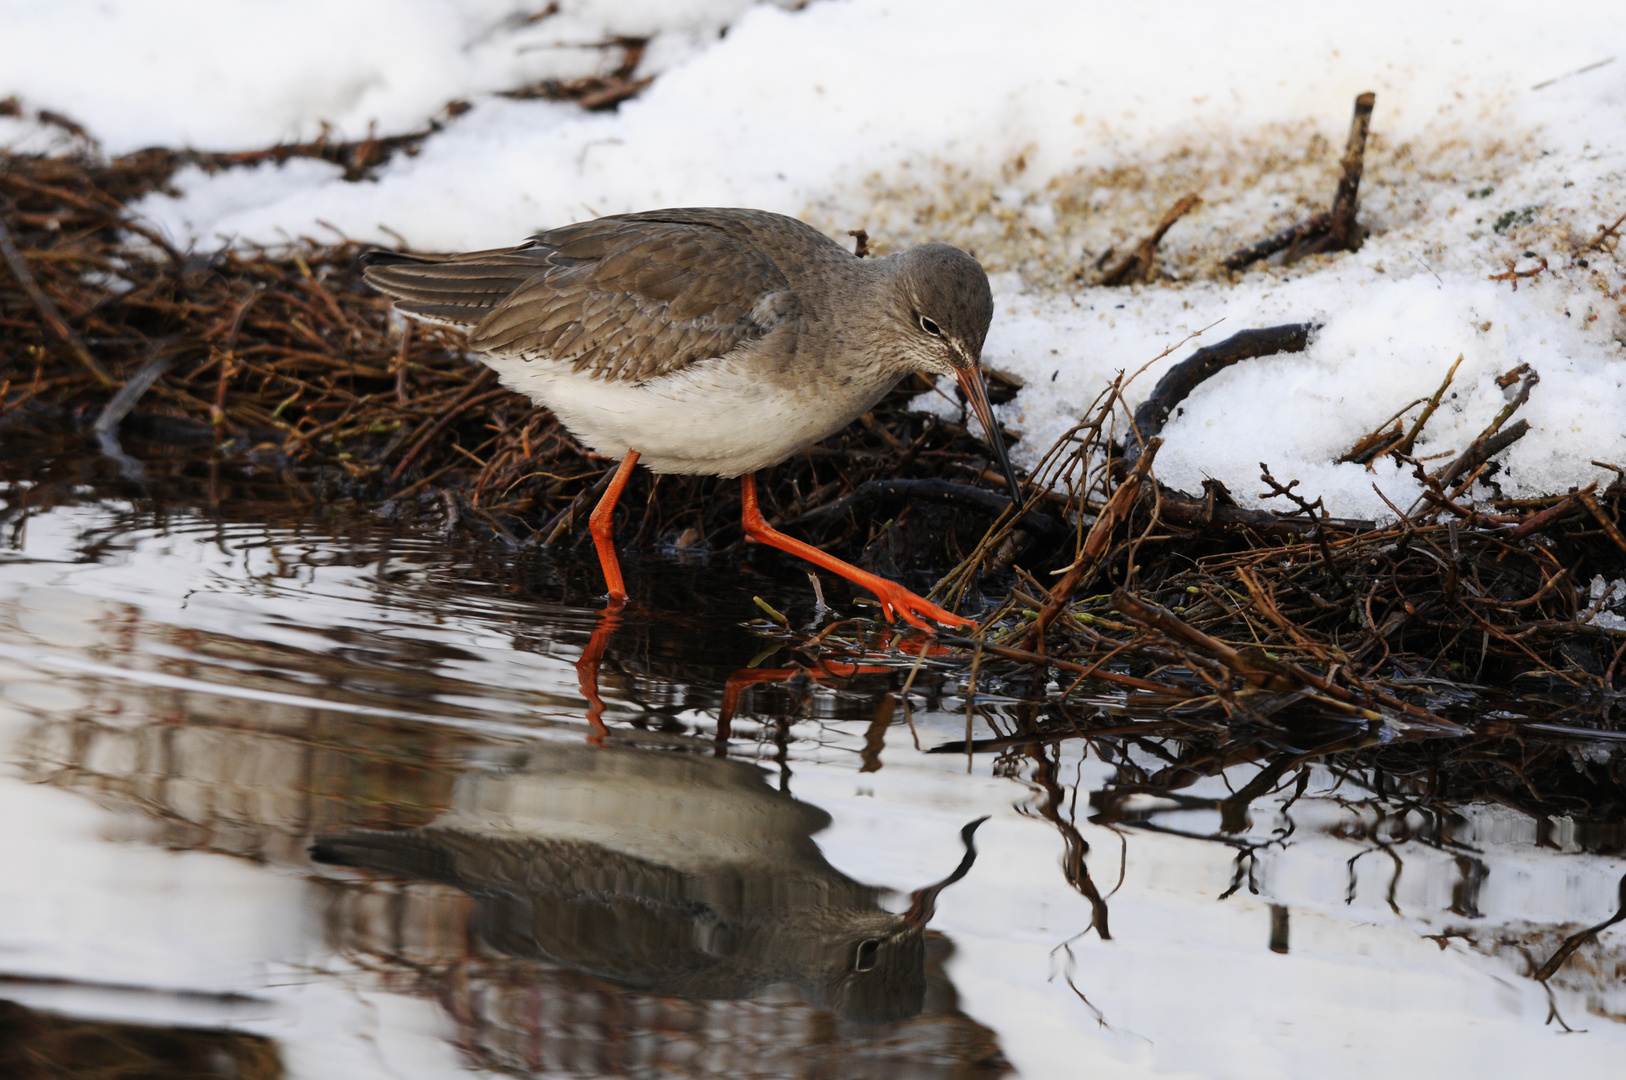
[3,0,1624,517]
[0,0,773,153]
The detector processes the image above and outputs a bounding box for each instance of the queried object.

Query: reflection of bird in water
[363,208,1017,629]
[312,741,983,1024]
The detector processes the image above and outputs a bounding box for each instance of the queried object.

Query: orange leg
[739,473,972,632]
[575,602,623,745]
[589,450,640,601]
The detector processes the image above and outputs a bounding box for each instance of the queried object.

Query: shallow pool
[1,486,1622,1079]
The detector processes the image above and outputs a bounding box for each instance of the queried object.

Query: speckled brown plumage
[361,207,1005,485]
[363,208,830,384]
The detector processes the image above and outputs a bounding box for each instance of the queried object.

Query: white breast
[480,349,891,477]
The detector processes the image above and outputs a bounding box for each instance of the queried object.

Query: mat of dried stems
[0,147,1031,569]
[3,143,1624,844]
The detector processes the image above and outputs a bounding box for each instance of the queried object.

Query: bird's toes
[872,583,972,633]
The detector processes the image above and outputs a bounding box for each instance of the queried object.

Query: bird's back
[362,208,958,475]
[362,208,854,384]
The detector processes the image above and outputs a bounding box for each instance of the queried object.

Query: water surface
[2,480,1623,1079]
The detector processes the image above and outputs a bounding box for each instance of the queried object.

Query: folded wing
[362,210,802,383]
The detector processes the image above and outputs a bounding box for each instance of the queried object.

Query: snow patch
[3,0,1623,516]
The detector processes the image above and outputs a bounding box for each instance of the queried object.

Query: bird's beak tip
[953,368,1023,500]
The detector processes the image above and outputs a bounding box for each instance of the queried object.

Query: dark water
[2,462,1624,1079]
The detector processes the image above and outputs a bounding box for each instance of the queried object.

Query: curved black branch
[1125,323,1314,466]
[904,816,989,925]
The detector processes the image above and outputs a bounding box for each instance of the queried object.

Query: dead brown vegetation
[2,131,1623,790]
[0,148,1027,566]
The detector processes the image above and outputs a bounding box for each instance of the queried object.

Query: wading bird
[363,208,1017,629]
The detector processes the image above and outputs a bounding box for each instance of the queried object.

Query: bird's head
[889,242,994,376]
[885,243,1019,497]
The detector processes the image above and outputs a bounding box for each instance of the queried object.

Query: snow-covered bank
[3,0,1623,518]
[0,0,779,154]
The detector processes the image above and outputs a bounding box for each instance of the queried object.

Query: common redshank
[362,208,1018,630]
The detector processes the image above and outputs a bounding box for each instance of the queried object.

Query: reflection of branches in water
[1217,766,1310,904]
[1048,937,1109,1029]
[1084,742,1502,928]
[1542,980,1579,1034]
[1527,908,1601,1033]
[1534,870,1626,982]
[1019,734,1111,940]
[1218,845,1265,901]
[1077,735,1626,1016]
[1344,842,1405,915]
[1338,800,1414,915]
[1215,758,1316,900]
[1217,753,1302,834]
[1320,765,1506,920]
[935,685,1626,1025]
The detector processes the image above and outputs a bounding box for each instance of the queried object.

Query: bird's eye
[854,939,881,972]
[917,315,942,337]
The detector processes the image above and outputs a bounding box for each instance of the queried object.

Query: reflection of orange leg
[716,659,892,754]
[576,601,623,745]
[589,450,640,602]
[716,668,772,753]
[718,667,799,747]
[716,667,815,757]
[739,473,972,632]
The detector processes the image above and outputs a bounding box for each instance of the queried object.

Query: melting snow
[3,0,1623,519]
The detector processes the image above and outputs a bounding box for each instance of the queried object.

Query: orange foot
[738,472,974,634]
[869,579,976,632]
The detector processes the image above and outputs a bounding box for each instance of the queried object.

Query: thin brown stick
[1504,493,1583,542]
[1584,209,1626,253]
[387,374,499,483]
[1433,420,1530,492]
[1098,193,1201,285]
[0,200,113,388]
[1320,92,1376,251]
[1578,488,1626,554]
[1224,92,1374,269]
[1394,353,1463,457]
[1220,212,1330,272]
[1026,439,1161,648]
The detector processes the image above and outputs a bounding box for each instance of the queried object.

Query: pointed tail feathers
[359,245,549,327]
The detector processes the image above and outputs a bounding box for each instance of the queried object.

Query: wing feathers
[362,211,814,382]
